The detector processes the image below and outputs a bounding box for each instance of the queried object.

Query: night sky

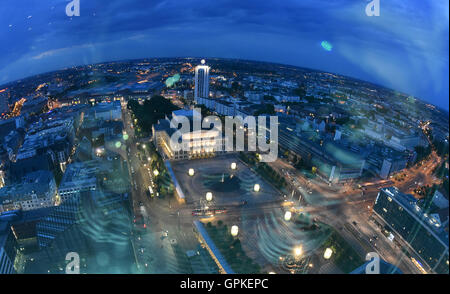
[1,0,448,110]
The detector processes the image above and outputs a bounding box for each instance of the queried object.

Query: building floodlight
[324,248,333,260]
[231,225,239,237]
[284,211,292,221]
[294,246,303,258]
[206,192,213,201]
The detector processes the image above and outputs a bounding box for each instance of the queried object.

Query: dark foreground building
[373,187,449,274]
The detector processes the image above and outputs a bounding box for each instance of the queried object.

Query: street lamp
[231,225,239,237]
[153,169,159,177]
[206,192,213,202]
[254,184,260,192]
[294,246,303,258]
[323,248,333,260]
[284,211,292,221]
[231,162,237,170]
[188,168,195,176]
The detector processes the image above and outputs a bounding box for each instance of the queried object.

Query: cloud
[0,0,448,109]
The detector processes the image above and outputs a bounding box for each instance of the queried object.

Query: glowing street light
[231,162,237,170]
[188,168,195,176]
[284,211,292,221]
[231,225,239,237]
[206,192,213,201]
[294,246,303,258]
[254,184,260,192]
[323,248,333,260]
[153,169,159,177]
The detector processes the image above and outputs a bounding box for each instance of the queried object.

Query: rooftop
[0,170,55,204]
[59,160,113,191]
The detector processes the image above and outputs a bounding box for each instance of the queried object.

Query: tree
[263,95,276,102]
[254,104,275,116]
[127,95,179,135]
[293,83,306,97]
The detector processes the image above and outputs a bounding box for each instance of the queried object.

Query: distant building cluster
[185,60,433,184]
[0,82,131,273]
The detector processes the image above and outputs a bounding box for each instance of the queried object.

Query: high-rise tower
[194,59,210,103]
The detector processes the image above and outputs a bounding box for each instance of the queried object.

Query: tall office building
[194,59,210,103]
[0,88,10,115]
[0,221,18,274]
[373,187,449,274]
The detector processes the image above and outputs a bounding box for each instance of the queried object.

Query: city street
[268,157,425,274]
[121,101,441,274]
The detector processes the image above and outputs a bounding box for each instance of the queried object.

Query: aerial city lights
[0,3,447,277]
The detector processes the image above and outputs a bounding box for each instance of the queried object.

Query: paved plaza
[171,154,281,207]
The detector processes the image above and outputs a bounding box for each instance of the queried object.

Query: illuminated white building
[194,59,210,103]
[153,110,225,161]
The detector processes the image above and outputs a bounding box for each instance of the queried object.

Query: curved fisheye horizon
[0,0,449,280]
[0,0,449,110]
[2,55,449,113]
